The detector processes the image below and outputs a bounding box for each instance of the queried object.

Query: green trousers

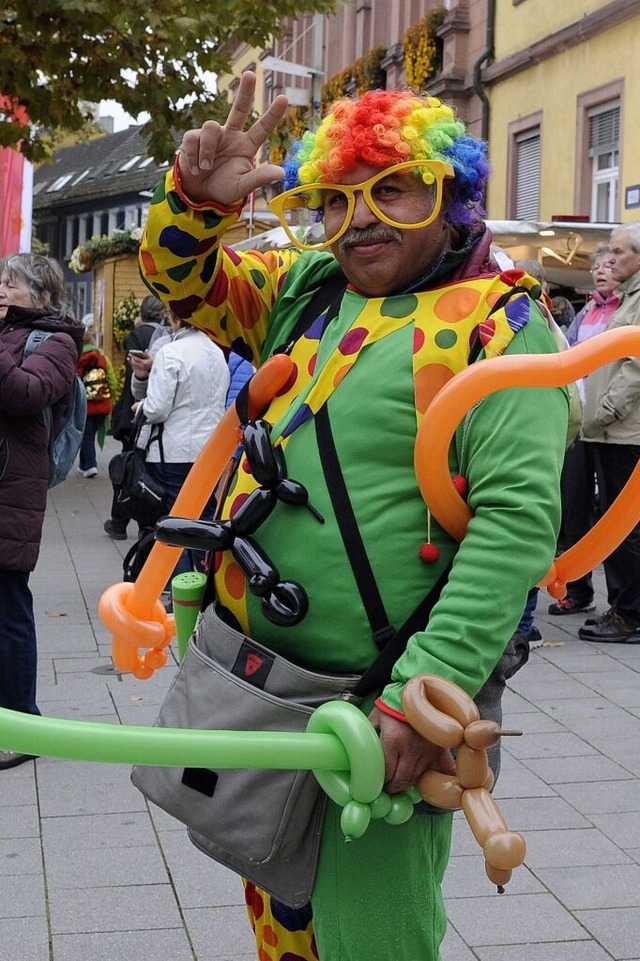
[311,801,453,961]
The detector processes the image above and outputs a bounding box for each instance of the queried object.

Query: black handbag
[108,417,169,529]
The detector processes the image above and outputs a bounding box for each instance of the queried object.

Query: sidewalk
[2,435,640,961]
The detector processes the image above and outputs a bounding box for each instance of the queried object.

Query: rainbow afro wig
[283,89,489,225]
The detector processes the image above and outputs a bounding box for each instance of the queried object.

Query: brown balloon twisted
[402,674,525,891]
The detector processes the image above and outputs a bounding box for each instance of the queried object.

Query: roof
[32,126,178,210]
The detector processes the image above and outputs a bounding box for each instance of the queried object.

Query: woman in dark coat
[0,253,84,770]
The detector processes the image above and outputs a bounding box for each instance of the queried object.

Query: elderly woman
[0,253,84,770]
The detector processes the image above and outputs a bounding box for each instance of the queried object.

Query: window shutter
[589,105,620,155]
[515,131,540,221]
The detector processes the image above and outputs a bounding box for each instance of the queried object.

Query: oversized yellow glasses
[269,159,455,251]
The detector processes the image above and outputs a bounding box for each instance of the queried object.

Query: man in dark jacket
[0,253,84,770]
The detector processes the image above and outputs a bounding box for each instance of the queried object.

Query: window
[64,216,80,258]
[71,169,91,186]
[507,112,542,221]
[514,129,541,220]
[119,155,142,172]
[576,81,623,221]
[75,282,88,320]
[589,101,620,222]
[46,173,74,192]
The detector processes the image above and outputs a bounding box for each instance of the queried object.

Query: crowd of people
[2,70,640,960]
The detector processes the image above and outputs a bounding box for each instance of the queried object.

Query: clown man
[138,73,569,961]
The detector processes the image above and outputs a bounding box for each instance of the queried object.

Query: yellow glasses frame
[269,159,455,251]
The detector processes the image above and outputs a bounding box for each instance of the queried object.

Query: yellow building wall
[217,45,268,115]
[494,0,610,58]
[486,15,640,222]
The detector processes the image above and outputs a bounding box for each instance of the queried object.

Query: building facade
[485,0,640,227]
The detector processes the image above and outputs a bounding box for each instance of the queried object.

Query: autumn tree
[0,0,335,163]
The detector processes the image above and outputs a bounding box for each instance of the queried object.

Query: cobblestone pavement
[2,437,639,960]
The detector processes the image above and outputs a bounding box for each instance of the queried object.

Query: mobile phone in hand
[128,349,148,359]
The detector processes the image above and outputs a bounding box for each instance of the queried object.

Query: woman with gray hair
[0,252,84,769]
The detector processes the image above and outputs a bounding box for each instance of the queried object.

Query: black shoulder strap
[235,272,348,426]
[315,404,394,649]
[315,401,452,697]
[272,272,348,356]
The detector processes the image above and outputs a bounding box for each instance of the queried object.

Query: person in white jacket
[136,313,229,578]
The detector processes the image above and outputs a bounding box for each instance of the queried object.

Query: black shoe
[578,611,640,643]
[104,519,128,540]
[0,750,37,770]
[548,597,595,616]
[584,607,614,627]
[527,626,544,650]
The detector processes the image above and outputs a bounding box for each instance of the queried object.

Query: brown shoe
[548,597,595,616]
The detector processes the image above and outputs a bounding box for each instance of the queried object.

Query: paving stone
[532,862,640,909]
[0,837,43,876]
[492,759,557,799]
[182,905,258,958]
[576,906,640,958]
[48,883,182,934]
[475,940,616,960]
[36,760,146,817]
[446,892,587,947]
[554,778,640,814]
[501,730,598,760]
[158,827,246,910]
[0,873,46,918]
[444,853,543,899]
[524,826,632,868]
[41,811,154,850]
[497,795,591,831]
[0,803,39,839]
[45,842,169,890]
[590,811,640,848]
[0,917,50,961]
[51,928,194,961]
[522,753,634,785]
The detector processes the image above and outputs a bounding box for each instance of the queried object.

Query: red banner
[0,96,32,256]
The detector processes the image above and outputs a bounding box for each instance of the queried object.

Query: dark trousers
[558,439,597,603]
[0,570,40,715]
[146,461,213,581]
[591,441,640,622]
[79,414,106,472]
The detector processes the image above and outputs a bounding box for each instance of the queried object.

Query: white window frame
[588,100,620,223]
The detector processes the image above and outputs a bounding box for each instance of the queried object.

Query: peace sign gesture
[177,71,289,206]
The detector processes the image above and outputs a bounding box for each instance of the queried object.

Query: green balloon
[341,800,371,841]
[0,707,350,770]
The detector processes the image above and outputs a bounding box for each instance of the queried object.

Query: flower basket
[69,227,143,274]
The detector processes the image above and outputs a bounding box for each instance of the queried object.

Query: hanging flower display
[112,293,139,348]
[69,226,144,274]
[402,7,446,90]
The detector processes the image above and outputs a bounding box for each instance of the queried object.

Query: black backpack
[122,528,157,582]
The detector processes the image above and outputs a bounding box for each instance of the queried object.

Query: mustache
[338,224,403,251]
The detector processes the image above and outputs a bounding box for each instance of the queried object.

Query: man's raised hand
[177,71,289,206]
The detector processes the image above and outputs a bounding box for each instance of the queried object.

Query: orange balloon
[415,328,640,598]
[99,354,294,676]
